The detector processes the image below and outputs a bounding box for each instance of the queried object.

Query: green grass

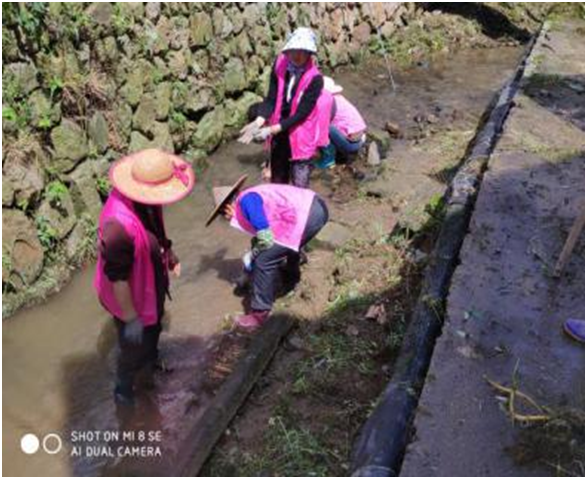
[210,415,335,476]
[370,24,449,67]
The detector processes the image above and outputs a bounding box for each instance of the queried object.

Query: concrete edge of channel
[349,22,549,478]
[175,314,295,476]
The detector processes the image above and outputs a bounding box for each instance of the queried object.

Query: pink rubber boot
[234,310,270,332]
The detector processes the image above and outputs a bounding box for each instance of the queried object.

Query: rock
[367,142,382,166]
[213,9,233,38]
[365,2,387,27]
[2,140,47,206]
[151,122,174,152]
[184,86,215,115]
[3,62,39,97]
[190,12,213,47]
[3,179,14,206]
[230,6,244,34]
[225,92,263,128]
[367,128,391,157]
[2,29,19,62]
[154,82,172,120]
[50,119,89,172]
[191,107,225,151]
[129,131,152,152]
[314,222,353,250]
[353,22,372,44]
[169,16,190,50]
[145,2,161,21]
[192,49,210,75]
[28,90,61,128]
[152,16,171,54]
[133,96,158,135]
[168,50,189,80]
[231,31,253,59]
[115,102,133,145]
[118,2,144,19]
[381,21,396,37]
[242,3,262,27]
[86,2,113,26]
[426,113,439,124]
[325,35,350,67]
[2,208,44,288]
[64,221,87,263]
[69,162,103,220]
[119,70,144,107]
[129,122,174,153]
[245,55,264,86]
[365,303,387,324]
[223,58,247,93]
[285,334,305,350]
[88,112,109,153]
[346,324,360,336]
[38,186,77,240]
[385,121,402,137]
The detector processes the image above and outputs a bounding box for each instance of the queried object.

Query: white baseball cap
[282,27,318,54]
[323,76,343,94]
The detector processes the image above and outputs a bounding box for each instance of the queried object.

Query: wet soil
[203,47,524,476]
[3,45,523,476]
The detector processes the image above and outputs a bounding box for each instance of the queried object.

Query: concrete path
[401,20,585,476]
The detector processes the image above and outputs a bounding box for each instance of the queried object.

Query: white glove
[253,127,272,142]
[242,251,254,272]
[238,117,265,144]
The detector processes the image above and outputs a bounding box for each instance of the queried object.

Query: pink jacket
[332,95,367,137]
[269,54,333,161]
[94,189,159,326]
[230,184,316,251]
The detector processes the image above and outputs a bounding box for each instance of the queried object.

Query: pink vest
[93,189,159,326]
[269,54,333,161]
[332,95,367,137]
[230,184,315,251]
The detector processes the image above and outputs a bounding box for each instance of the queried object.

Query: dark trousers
[271,133,314,188]
[251,196,329,311]
[114,318,162,396]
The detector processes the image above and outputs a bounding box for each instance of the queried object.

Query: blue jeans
[329,126,365,156]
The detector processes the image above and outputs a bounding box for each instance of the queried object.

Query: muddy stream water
[3,46,522,476]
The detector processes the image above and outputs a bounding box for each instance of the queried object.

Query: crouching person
[205,175,329,331]
[94,149,195,405]
[324,76,367,163]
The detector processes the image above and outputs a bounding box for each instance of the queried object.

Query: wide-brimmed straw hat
[205,174,248,227]
[282,27,317,54]
[109,149,196,205]
[323,76,343,95]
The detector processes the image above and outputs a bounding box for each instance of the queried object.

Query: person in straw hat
[206,175,329,331]
[94,148,195,405]
[238,27,333,189]
[321,76,367,166]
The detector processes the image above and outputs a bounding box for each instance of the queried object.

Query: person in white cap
[239,27,332,188]
[322,76,367,166]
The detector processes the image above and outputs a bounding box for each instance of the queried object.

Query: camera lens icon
[20,434,40,454]
[20,433,63,454]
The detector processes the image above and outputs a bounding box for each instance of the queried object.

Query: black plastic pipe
[350,28,542,477]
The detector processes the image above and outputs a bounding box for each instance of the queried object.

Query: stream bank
[203,45,525,476]
[3,43,524,476]
[2,2,549,318]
